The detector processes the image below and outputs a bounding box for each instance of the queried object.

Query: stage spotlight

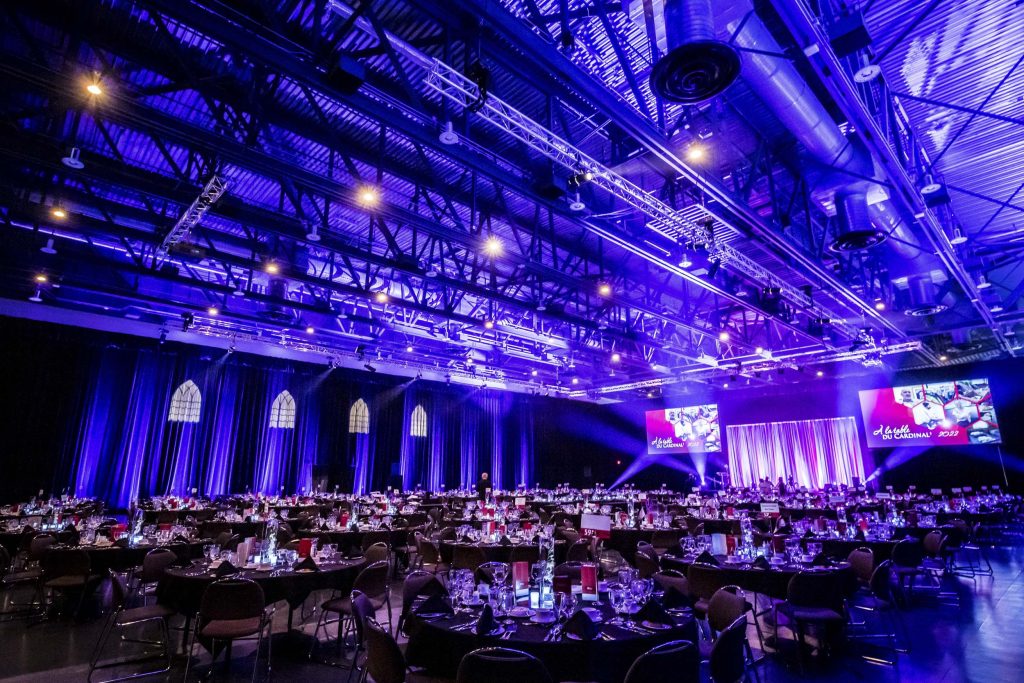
[406,345,414,353]
[264,261,280,275]
[754,346,763,354]
[686,143,705,162]
[207,306,219,316]
[571,377,579,385]
[85,80,103,96]
[874,299,886,311]
[305,325,315,334]
[718,331,730,342]
[611,352,621,363]
[531,369,538,377]
[707,258,721,279]
[34,274,48,283]
[50,206,67,220]
[816,370,824,377]
[723,382,730,389]
[598,282,612,296]
[939,354,948,361]
[181,312,195,331]
[358,185,380,206]
[484,236,502,256]
[375,291,389,304]
[483,319,494,329]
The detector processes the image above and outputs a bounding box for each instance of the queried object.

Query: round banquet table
[157,557,366,615]
[439,539,566,567]
[661,554,855,600]
[48,540,206,573]
[405,599,698,682]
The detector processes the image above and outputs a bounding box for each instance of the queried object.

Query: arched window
[167,380,202,423]
[349,398,370,434]
[269,390,296,429]
[410,404,427,437]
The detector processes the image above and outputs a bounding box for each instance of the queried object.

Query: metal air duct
[650,0,741,104]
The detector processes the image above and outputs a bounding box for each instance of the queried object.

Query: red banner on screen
[645,404,721,454]
[859,378,1000,448]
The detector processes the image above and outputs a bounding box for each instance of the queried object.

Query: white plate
[530,611,557,624]
[508,606,535,618]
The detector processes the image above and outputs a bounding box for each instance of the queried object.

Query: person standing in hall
[476,472,490,500]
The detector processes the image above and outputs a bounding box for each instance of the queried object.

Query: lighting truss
[570,340,922,397]
[424,59,858,340]
[158,174,227,253]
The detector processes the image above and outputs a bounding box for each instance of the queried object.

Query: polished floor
[2,546,1022,682]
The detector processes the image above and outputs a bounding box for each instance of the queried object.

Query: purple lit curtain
[726,417,865,488]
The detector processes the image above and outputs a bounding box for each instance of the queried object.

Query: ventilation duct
[830,190,885,252]
[904,275,947,317]
[650,0,740,104]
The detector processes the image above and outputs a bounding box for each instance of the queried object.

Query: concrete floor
[2,545,1022,682]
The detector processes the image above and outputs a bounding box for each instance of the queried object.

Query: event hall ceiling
[1,0,1021,400]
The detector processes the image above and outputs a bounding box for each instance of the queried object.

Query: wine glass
[493,563,509,587]
[561,591,579,621]
[608,584,625,624]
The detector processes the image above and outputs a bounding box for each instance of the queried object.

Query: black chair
[360,617,433,683]
[776,571,847,671]
[312,560,392,656]
[565,539,591,562]
[130,548,176,604]
[708,616,752,682]
[848,560,908,665]
[455,647,554,683]
[553,561,583,583]
[183,577,273,682]
[40,548,94,618]
[88,570,175,682]
[624,639,697,683]
[634,548,661,578]
[890,539,926,602]
[396,570,447,636]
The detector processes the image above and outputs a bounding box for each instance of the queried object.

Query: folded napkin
[406,573,448,600]
[475,604,497,636]
[635,599,675,627]
[563,609,600,640]
[320,522,330,531]
[294,556,320,572]
[498,536,512,546]
[751,556,771,570]
[172,534,190,544]
[459,535,473,543]
[694,550,720,567]
[414,593,454,616]
[214,560,238,577]
[811,553,831,567]
[802,530,815,539]
[661,586,692,609]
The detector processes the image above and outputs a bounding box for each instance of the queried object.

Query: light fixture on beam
[40,238,57,255]
[438,121,458,145]
[61,147,85,169]
[306,222,321,242]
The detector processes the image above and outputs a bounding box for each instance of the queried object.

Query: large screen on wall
[858,378,1000,448]
[646,404,721,454]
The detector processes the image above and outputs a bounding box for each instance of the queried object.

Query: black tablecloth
[602,528,686,562]
[197,520,268,539]
[47,541,206,573]
[298,528,412,553]
[662,554,854,600]
[439,540,566,567]
[157,558,366,614]
[406,600,698,682]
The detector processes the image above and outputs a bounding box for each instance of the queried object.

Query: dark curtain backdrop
[0,318,535,506]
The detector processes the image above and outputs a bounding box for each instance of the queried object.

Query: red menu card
[581,563,598,602]
[513,561,530,597]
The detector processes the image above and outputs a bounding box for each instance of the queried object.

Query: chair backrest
[565,540,591,563]
[847,547,874,584]
[868,560,894,603]
[416,535,442,565]
[891,539,924,568]
[364,542,391,566]
[353,560,391,601]
[350,590,375,643]
[624,639,697,683]
[634,551,660,578]
[553,561,583,582]
[687,563,723,601]
[29,533,56,561]
[653,570,689,595]
[923,530,943,556]
[558,528,580,545]
[786,571,845,613]
[402,570,446,609]
[438,527,457,541]
[707,586,747,633]
[456,647,554,683]
[199,578,265,621]
[140,547,178,582]
[364,617,407,683]
[108,569,129,610]
[222,533,242,551]
[709,616,748,683]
